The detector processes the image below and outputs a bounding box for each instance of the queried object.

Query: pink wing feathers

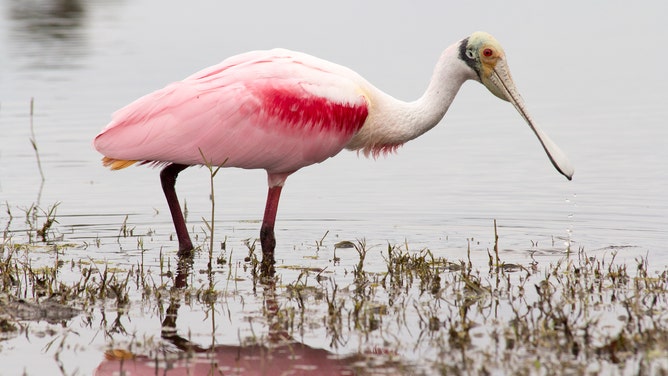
[93,49,369,175]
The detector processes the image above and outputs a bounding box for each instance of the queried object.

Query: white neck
[346,43,475,156]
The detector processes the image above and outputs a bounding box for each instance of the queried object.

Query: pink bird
[94,32,573,266]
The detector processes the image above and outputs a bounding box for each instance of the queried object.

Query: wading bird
[94,32,573,267]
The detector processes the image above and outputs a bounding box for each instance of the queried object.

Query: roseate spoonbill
[94,31,573,263]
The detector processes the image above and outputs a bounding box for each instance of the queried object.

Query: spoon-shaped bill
[488,60,574,180]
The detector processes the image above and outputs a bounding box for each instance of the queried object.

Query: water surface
[1,1,666,374]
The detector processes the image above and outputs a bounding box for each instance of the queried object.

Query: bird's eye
[466,49,475,59]
[482,48,494,57]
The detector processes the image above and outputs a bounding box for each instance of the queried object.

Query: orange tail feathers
[102,157,137,170]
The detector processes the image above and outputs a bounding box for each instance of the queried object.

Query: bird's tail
[102,157,137,170]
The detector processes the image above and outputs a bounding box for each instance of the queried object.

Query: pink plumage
[94,33,573,269]
[94,49,370,176]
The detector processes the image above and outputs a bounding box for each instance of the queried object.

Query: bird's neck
[348,43,475,156]
[413,44,474,131]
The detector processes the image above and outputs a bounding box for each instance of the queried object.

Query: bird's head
[458,31,574,180]
[459,31,510,101]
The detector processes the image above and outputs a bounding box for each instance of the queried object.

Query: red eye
[483,48,493,57]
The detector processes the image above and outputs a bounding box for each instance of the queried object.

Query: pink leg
[260,185,283,271]
[160,163,193,256]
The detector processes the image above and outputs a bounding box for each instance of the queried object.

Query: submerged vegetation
[1,202,668,375]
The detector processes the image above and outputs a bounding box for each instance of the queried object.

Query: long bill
[488,60,574,180]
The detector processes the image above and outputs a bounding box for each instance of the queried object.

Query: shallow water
[1,1,667,374]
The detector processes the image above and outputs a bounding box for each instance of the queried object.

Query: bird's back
[94,49,370,174]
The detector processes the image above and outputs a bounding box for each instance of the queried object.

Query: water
[1,1,667,374]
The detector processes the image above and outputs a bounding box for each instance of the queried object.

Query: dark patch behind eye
[458,37,481,78]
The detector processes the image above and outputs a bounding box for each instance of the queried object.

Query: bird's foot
[176,248,193,258]
[259,227,276,277]
[176,240,195,258]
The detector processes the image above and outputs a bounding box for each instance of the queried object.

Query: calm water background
[1,0,667,374]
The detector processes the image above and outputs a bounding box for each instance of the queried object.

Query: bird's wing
[94,49,369,174]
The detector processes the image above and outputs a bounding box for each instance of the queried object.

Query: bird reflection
[94,255,386,376]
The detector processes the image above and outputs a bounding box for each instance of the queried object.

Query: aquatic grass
[36,203,60,242]
[3,208,668,375]
[28,98,45,183]
[198,149,227,270]
[3,202,13,242]
[315,230,329,252]
[118,215,134,238]
[15,202,61,244]
[0,126,659,374]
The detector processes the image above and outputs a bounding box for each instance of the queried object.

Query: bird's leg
[160,163,193,257]
[260,185,283,273]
